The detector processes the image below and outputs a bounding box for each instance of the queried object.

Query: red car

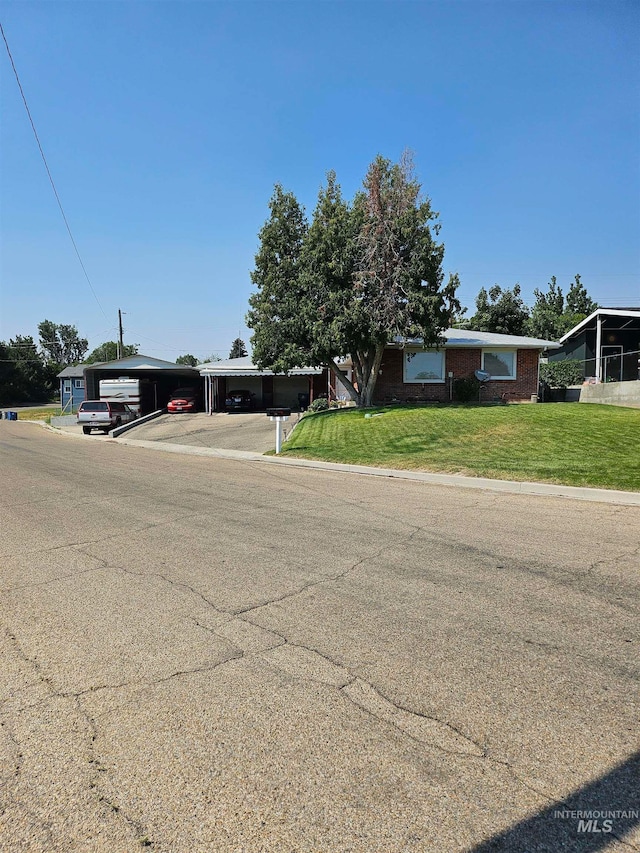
[167,387,199,413]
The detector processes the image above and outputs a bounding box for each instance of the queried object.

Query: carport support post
[595,313,602,382]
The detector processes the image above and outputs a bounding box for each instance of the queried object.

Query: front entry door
[601,345,623,382]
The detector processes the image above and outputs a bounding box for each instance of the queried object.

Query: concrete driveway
[59,412,291,453]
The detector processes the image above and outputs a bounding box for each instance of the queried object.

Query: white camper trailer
[99,377,155,416]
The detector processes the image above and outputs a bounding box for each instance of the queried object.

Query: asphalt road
[1,421,638,853]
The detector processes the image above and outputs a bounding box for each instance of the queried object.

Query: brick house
[361,330,559,404]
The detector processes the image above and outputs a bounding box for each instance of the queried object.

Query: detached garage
[198,357,327,413]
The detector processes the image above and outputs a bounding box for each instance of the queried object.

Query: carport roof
[88,354,198,371]
[197,356,323,377]
[83,354,199,376]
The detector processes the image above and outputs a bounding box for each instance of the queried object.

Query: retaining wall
[579,381,640,409]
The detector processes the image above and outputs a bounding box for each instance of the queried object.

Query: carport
[83,354,200,414]
[198,356,327,413]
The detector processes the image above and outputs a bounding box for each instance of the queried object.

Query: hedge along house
[548,308,640,383]
[83,354,200,414]
[198,356,327,413]
[57,365,87,412]
[370,329,559,404]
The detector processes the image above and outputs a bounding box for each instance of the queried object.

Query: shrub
[539,359,584,389]
[308,397,329,412]
[453,376,481,403]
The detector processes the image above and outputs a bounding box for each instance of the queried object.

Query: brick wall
[374,347,540,403]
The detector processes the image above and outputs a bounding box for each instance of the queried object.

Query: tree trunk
[326,343,385,408]
[327,362,362,406]
[359,344,385,407]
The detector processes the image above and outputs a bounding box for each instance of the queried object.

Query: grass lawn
[15,406,65,423]
[282,403,640,491]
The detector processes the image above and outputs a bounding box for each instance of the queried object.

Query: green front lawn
[16,406,65,423]
[282,403,640,491]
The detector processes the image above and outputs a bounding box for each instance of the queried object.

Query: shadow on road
[469,750,640,851]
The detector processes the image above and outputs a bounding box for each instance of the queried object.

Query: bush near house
[453,376,481,403]
[540,359,584,389]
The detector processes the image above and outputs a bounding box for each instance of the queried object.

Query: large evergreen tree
[228,338,248,359]
[247,155,460,407]
[565,274,598,317]
[527,274,599,340]
[247,185,310,373]
[527,277,567,340]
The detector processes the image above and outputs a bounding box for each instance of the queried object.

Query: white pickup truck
[76,400,137,434]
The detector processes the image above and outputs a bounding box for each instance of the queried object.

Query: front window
[482,350,516,379]
[74,379,85,389]
[403,350,445,383]
[63,380,72,393]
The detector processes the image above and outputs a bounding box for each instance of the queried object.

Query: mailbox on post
[266,407,291,454]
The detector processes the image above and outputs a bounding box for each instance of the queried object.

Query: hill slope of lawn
[282,403,640,491]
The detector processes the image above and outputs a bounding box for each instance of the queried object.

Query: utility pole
[117,309,124,360]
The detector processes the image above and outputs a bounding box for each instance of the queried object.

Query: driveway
[58,412,291,453]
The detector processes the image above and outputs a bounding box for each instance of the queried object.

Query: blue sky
[1,0,638,362]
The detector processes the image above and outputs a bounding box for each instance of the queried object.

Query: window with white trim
[63,380,71,393]
[403,350,445,383]
[74,379,85,389]
[482,350,516,380]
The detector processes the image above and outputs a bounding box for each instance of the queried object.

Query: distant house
[57,365,86,412]
[370,329,559,403]
[549,308,640,383]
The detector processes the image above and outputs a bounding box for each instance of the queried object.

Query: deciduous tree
[176,354,198,366]
[37,320,88,369]
[0,336,50,403]
[470,284,530,336]
[85,342,139,363]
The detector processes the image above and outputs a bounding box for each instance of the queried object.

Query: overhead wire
[0,21,110,323]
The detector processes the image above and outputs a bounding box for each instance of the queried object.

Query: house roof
[197,356,323,377]
[558,309,640,343]
[394,329,560,349]
[57,364,88,378]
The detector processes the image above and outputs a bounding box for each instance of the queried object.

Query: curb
[15,419,639,507]
[115,436,640,507]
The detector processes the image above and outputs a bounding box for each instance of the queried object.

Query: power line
[0,22,109,323]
